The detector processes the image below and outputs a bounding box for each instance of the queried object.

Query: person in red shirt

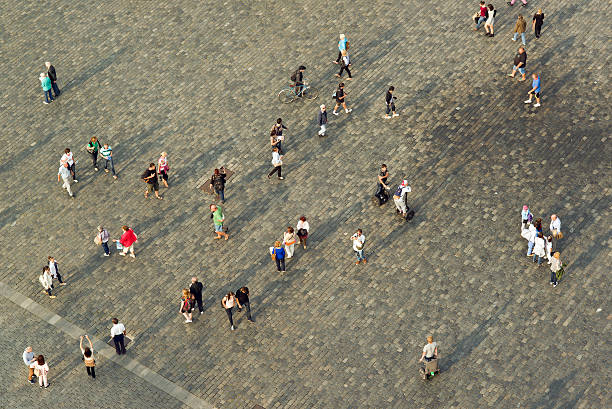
[474,1,487,30]
[113,226,138,258]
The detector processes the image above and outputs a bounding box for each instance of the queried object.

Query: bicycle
[277,79,319,103]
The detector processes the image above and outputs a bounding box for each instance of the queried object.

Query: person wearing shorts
[508,47,527,81]
[525,73,541,107]
[210,204,229,240]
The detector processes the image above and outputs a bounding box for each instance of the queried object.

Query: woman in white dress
[485,4,496,37]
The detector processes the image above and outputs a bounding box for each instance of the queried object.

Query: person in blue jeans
[39,72,54,104]
[271,241,286,273]
[532,233,546,265]
[351,229,367,265]
[100,144,118,179]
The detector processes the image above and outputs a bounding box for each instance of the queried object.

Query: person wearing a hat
[317,105,328,136]
[393,180,412,218]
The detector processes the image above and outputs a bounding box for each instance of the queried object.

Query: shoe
[355,261,360,265]
[69,193,74,197]
[335,74,341,78]
[29,379,36,384]
[44,385,49,388]
[363,259,367,264]
[73,179,79,183]
[104,253,110,257]
[49,295,56,299]
[384,115,391,119]
[200,311,204,314]
[60,283,67,286]
[185,319,192,323]
[278,177,284,180]
[512,37,516,41]
[507,1,513,4]
[392,113,399,117]
[553,283,557,287]
[333,61,339,64]
[521,3,527,6]
[489,34,494,37]
[113,175,118,179]
[518,78,526,82]
[346,108,352,113]
[267,174,271,179]
[43,101,49,104]
[94,167,99,171]
[533,103,540,107]
[231,325,235,331]
[129,254,135,258]
[248,319,255,323]
[524,100,532,104]
[332,111,339,116]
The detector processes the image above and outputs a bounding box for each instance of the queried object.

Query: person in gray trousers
[317,104,328,137]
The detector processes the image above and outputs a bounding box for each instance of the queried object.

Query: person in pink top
[158,152,169,188]
[113,226,138,258]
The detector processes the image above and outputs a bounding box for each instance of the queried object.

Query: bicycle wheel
[303,85,319,100]
[278,89,295,104]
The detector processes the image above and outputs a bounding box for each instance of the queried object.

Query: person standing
[474,1,487,30]
[180,289,194,323]
[334,34,349,64]
[532,9,544,38]
[351,229,366,265]
[222,292,236,331]
[189,277,204,315]
[524,73,541,107]
[45,62,61,97]
[507,0,527,7]
[267,147,284,180]
[100,143,117,179]
[512,14,527,46]
[521,205,532,228]
[271,241,286,273]
[48,256,65,286]
[332,83,352,115]
[384,87,399,119]
[526,223,537,256]
[317,104,328,137]
[375,164,390,205]
[79,335,96,379]
[39,267,56,299]
[284,227,297,259]
[508,47,527,81]
[39,72,54,104]
[158,152,169,188]
[236,286,253,323]
[113,225,138,258]
[270,129,283,154]
[549,214,561,238]
[110,318,126,355]
[484,4,496,37]
[34,355,49,388]
[210,204,229,240]
[86,137,102,171]
[418,336,438,363]
[533,233,546,266]
[545,235,554,264]
[142,163,162,200]
[210,168,227,203]
[335,50,352,80]
[272,118,288,150]
[57,163,74,198]
[60,148,78,182]
[393,180,412,218]
[96,226,111,256]
[297,216,310,249]
[23,346,37,384]
[549,252,562,287]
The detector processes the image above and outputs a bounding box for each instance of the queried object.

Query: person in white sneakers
[525,73,541,107]
[39,267,56,299]
[57,163,74,197]
[332,83,352,115]
[385,86,399,119]
[317,105,328,136]
[393,180,412,218]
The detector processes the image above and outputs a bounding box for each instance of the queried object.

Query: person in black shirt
[209,168,227,203]
[189,277,204,314]
[508,47,527,81]
[385,86,399,119]
[532,9,544,38]
[332,83,352,116]
[374,164,390,205]
[142,163,162,199]
[235,286,253,323]
[45,62,60,97]
[293,65,306,96]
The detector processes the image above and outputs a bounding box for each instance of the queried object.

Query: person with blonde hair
[158,152,169,188]
[271,240,286,273]
[419,336,438,363]
[512,14,527,46]
[180,289,194,323]
[532,9,544,38]
[549,252,563,287]
[334,33,349,64]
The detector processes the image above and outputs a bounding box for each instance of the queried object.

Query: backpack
[290,70,298,82]
[394,186,404,197]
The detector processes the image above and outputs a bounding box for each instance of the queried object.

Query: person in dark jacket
[142,163,162,200]
[209,168,227,203]
[236,286,253,323]
[45,62,60,97]
[317,105,328,136]
[384,86,399,119]
[189,277,204,314]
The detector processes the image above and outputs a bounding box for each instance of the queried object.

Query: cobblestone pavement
[0,0,610,408]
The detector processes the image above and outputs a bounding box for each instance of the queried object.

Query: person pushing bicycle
[291,65,306,96]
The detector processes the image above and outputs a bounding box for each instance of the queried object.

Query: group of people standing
[270,217,310,273]
[38,62,60,104]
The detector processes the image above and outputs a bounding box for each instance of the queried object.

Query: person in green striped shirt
[100,144,117,179]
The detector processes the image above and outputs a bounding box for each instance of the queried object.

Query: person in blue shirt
[525,73,541,107]
[271,241,286,273]
[334,34,348,64]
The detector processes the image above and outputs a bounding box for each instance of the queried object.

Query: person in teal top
[39,72,54,104]
[210,204,229,240]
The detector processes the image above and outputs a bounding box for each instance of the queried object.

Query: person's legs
[62,177,73,196]
[521,33,526,45]
[527,241,534,256]
[391,102,397,115]
[535,24,541,37]
[275,257,281,271]
[70,163,77,181]
[215,188,225,202]
[277,166,282,178]
[280,258,286,272]
[225,307,234,327]
[333,103,340,113]
[28,366,35,382]
[108,157,117,176]
[102,241,110,255]
[86,366,92,377]
[520,67,526,81]
[513,32,518,41]
[90,367,96,379]
[51,81,60,97]
[195,296,203,313]
[345,66,352,78]
[128,244,135,257]
[113,336,122,354]
[336,50,342,63]
[90,151,98,169]
[476,16,486,29]
[55,271,64,284]
[268,166,280,177]
[244,301,252,321]
[550,269,557,285]
[119,334,126,354]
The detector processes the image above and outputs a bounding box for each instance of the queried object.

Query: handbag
[557,231,564,239]
[94,235,102,245]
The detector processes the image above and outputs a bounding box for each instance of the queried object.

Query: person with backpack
[351,229,366,265]
[332,83,352,116]
[291,66,306,96]
[374,164,390,206]
[180,289,194,323]
[335,50,352,80]
[393,180,412,219]
[209,168,227,203]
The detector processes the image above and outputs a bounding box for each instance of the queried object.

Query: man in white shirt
[549,214,561,237]
[57,163,74,197]
[23,346,37,384]
[351,229,366,265]
[110,318,126,355]
[393,180,411,217]
[60,148,78,182]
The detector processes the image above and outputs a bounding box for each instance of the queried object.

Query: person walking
[48,256,65,286]
[23,346,37,384]
[210,168,227,203]
[384,87,399,119]
[291,65,306,96]
[317,105,328,137]
[351,229,366,265]
[332,83,352,115]
[110,318,126,355]
[34,355,49,388]
[96,226,111,256]
[508,47,527,81]
[335,50,352,80]
[284,227,297,259]
[549,252,562,287]
[189,277,204,315]
[375,164,390,205]
[532,9,544,38]
[86,137,102,172]
[236,286,253,323]
[271,118,288,150]
[114,225,138,258]
[533,232,546,266]
[158,152,169,188]
[297,216,310,249]
[100,143,118,179]
[142,163,162,199]
[484,4,496,37]
[39,267,56,299]
[270,129,283,154]
[79,335,96,379]
[512,14,527,46]
[334,33,349,64]
[474,1,488,30]
[57,163,74,198]
[271,241,286,273]
[393,180,412,218]
[180,289,194,323]
[210,204,229,240]
[222,292,236,330]
[45,62,61,97]
[507,0,527,7]
[524,73,541,107]
[60,148,78,182]
[39,72,54,104]
[267,147,284,180]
